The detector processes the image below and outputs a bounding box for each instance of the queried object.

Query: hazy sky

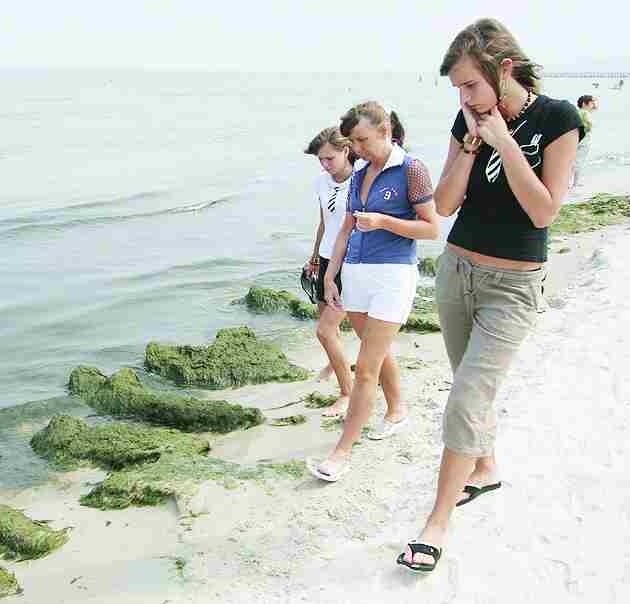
[2,0,627,72]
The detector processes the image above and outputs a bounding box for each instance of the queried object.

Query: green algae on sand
[145,326,309,389]
[68,366,264,433]
[269,414,307,427]
[81,456,307,510]
[551,194,630,235]
[418,257,437,276]
[0,566,21,597]
[303,392,338,409]
[401,286,440,333]
[30,415,305,510]
[0,506,68,561]
[31,415,209,471]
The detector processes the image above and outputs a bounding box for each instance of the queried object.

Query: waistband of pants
[441,246,545,281]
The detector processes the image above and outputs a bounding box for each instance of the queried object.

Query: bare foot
[321,395,349,417]
[383,404,408,424]
[403,523,446,566]
[316,364,334,382]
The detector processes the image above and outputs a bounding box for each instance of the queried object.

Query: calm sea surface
[1,69,627,413]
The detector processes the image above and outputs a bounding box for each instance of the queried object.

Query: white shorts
[341,262,418,324]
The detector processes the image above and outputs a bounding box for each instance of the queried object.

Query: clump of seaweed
[0,566,21,597]
[551,194,630,235]
[30,415,305,511]
[145,327,309,389]
[31,415,209,471]
[418,257,437,276]
[244,286,318,320]
[303,392,338,409]
[0,506,69,561]
[68,366,264,433]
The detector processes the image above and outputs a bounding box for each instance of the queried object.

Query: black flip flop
[396,542,442,572]
[456,481,502,507]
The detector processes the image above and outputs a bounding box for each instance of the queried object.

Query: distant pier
[542,71,628,79]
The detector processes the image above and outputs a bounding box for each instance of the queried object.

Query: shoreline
[2,193,630,602]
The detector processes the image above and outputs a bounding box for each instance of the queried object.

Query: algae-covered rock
[31,415,209,471]
[69,366,264,433]
[145,327,309,389]
[418,257,437,276]
[0,566,20,597]
[244,286,295,313]
[0,505,69,561]
[80,455,307,510]
[304,392,338,409]
[29,416,306,511]
[244,286,318,320]
[551,193,630,235]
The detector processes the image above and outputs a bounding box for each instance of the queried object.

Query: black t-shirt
[448,94,584,262]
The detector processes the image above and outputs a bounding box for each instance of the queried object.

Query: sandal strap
[462,485,480,495]
[408,542,440,560]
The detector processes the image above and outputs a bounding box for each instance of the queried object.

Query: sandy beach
[2,181,630,603]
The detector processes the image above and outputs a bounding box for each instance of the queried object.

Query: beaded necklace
[506,88,533,124]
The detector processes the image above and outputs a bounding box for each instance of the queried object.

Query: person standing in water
[398,18,583,573]
[308,102,439,482]
[304,127,355,417]
[573,94,598,187]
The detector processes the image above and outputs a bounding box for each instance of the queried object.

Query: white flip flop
[367,416,409,440]
[306,456,351,482]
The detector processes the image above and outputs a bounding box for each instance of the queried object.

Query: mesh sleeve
[407,158,434,205]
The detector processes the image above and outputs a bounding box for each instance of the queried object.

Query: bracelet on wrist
[462,132,482,155]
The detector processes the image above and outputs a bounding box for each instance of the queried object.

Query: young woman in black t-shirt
[398,18,583,572]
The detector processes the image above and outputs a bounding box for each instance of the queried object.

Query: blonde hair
[440,18,542,97]
[339,101,406,147]
[304,126,352,156]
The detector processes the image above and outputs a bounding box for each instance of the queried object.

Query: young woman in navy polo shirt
[307,101,440,481]
[398,18,583,573]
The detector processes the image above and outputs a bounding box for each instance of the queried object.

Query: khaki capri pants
[436,246,545,457]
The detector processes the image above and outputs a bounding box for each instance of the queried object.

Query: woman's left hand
[353,211,384,232]
[476,106,512,150]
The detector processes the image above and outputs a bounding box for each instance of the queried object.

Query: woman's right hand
[324,279,343,311]
[305,258,319,278]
